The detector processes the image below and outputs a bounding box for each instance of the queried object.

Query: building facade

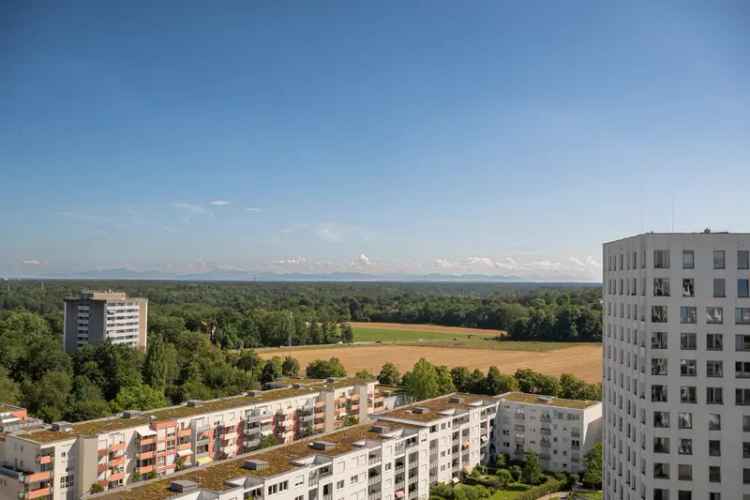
[603,232,750,500]
[63,291,148,353]
[90,393,502,500]
[0,379,380,500]
[494,392,602,474]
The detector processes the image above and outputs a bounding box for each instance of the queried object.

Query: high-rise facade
[63,290,148,352]
[603,232,750,500]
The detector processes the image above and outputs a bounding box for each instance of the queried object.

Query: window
[653,463,670,479]
[652,306,668,323]
[680,359,696,376]
[709,466,721,482]
[678,492,691,500]
[678,412,692,429]
[651,385,668,402]
[654,489,669,500]
[744,415,750,431]
[707,333,723,351]
[680,332,696,350]
[709,440,721,456]
[738,308,750,324]
[654,250,670,269]
[678,438,692,455]
[653,411,670,428]
[737,389,750,406]
[683,250,695,269]
[713,279,726,298]
[736,334,750,351]
[709,493,721,500]
[682,278,695,297]
[652,358,668,376]
[680,307,697,324]
[707,360,723,378]
[740,250,750,270]
[737,361,750,378]
[651,332,668,349]
[706,387,723,405]
[714,250,726,269]
[744,442,750,458]
[677,464,692,481]
[745,468,750,484]
[680,386,696,404]
[653,437,670,453]
[708,413,721,431]
[654,278,670,297]
[740,279,750,298]
[706,307,724,324]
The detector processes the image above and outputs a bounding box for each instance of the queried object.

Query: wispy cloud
[273,257,308,265]
[22,259,43,266]
[316,223,343,243]
[209,200,230,206]
[246,207,262,213]
[172,202,208,214]
[355,253,373,266]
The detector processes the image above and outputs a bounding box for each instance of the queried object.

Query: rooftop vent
[246,390,262,397]
[243,459,269,471]
[122,410,144,419]
[449,396,463,404]
[51,421,72,432]
[326,378,336,384]
[412,407,430,415]
[186,400,202,408]
[536,395,554,403]
[170,480,198,493]
[309,440,336,451]
[293,383,304,389]
[371,424,390,434]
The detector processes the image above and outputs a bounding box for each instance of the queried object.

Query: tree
[509,465,522,482]
[68,375,111,421]
[495,468,513,487]
[401,358,439,400]
[582,442,603,488]
[450,366,470,392]
[340,322,354,343]
[281,356,300,377]
[0,367,20,404]
[235,349,262,373]
[355,369,375,380]
[261,359,282,384]
[378,362,401,385]
[22,370,72,422]
[110,383,168,413]
[143,336,168,392]
[306,357,347,378]
[481,366,518,395]
[435,365,455,395]
[258,434,280,449]
[522,451,543,485]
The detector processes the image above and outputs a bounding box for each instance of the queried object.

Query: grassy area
[572,491,603,500]
[489,483,531,499]
[352,325,583,352]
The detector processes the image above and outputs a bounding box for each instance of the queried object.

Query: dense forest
[0,280,601,423]
[0,280,602,346]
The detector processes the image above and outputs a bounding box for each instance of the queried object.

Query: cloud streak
[209,200,230,206]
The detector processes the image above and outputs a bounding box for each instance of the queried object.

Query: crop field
[259,343,602,383]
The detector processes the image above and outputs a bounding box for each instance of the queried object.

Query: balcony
[35,454,52,466]
[110,455,125,467]
[137,465,154,475]
[26,486,51,499]
[109,471,124,482]
[178,427,192,438]
[24,471,51,483]
[137,451,155,461]
[110,441,126,452]
[139,437,156,446]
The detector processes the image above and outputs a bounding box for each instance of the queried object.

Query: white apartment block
[0,378,380,500]
[603,232,750,500]
[63,291,148,353]
[494,392,602,474]
[88,393,501,500]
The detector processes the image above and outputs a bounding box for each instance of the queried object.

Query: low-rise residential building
[0,378,380,500]
[494,392,603,474]
[89,393,503,500]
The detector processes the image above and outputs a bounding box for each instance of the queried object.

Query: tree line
[0,280,601,343]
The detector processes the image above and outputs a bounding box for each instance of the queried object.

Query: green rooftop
[500,392,599,409]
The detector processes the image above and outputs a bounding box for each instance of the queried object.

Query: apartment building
[63,290,148,353]
[603,232,750,500]
[0,378,380,500]
[494,392,602,474]
[89,393,501,500]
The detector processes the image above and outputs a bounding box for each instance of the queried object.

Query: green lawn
[572,491,603,500]
[488,482,532,499]
[352,326,583,352]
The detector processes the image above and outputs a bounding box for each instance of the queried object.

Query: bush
[495,468,513,486]
[513,477,564,500]
[510,465,522,482]
[89,483,104,494]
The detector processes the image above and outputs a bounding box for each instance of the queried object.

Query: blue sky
[2,1,748,281]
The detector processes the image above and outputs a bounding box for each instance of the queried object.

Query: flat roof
[379,393,496,423]
[97,423,394,500]
[604,231,750,245]
[15,378,372,444]
[499,392,598,410]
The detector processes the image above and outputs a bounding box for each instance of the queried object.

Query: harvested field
[259,344,602,383]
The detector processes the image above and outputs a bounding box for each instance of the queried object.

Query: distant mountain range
[11,267,541,282]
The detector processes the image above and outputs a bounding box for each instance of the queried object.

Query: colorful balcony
[178,441,192,451]
[137,451,155,461]
[24,471,51,483]
[178,427,192,438]
[136,465,154,475]
[110,442,126,452]
[109,471,124,482]
[35,455,52,465]
[26,486,51,499]
[98,463,108,473]
[139,437,156,446]
[109,455,125,467]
